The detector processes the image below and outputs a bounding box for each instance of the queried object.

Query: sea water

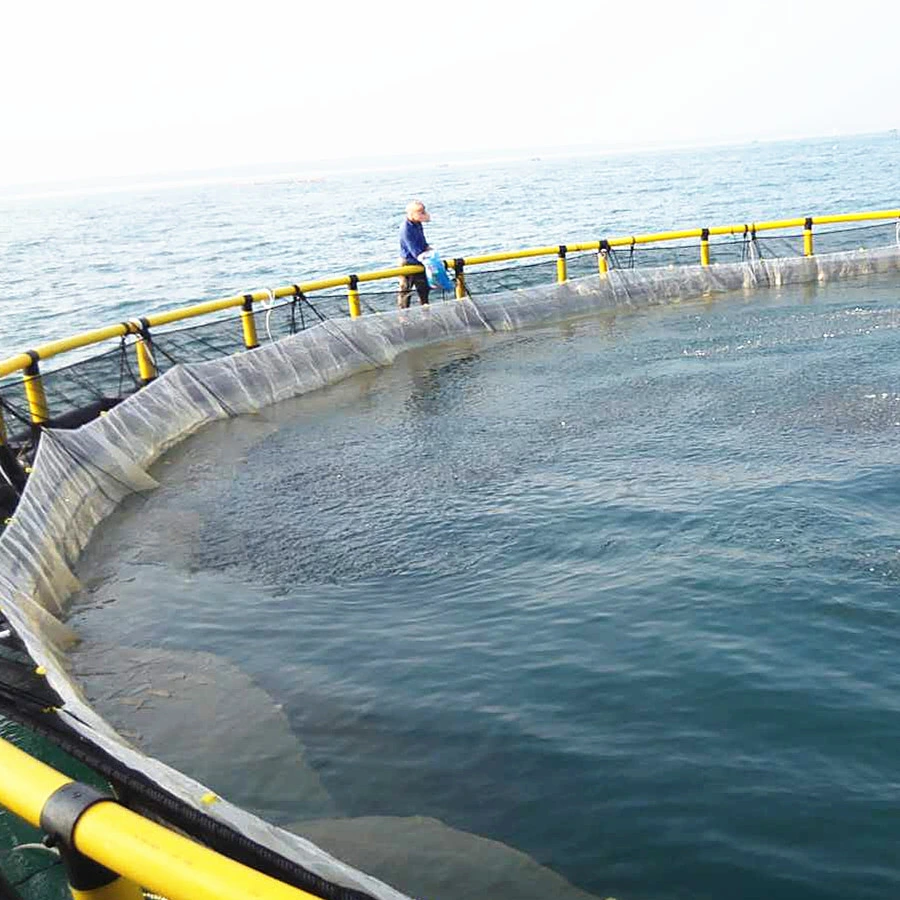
[3,133,900,900]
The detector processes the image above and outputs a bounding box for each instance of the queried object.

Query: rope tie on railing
[740,225,747,262]
[291,285,303,333]
[261,289,276,343]
[293,284,328,324]
[750,224,762,260]
[116,332,144,397]
[138,319,158,369]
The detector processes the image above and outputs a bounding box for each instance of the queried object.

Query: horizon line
[1,127,895,202]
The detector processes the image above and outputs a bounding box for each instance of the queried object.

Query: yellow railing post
[135,339,156,384]
[134,320,157,384]
[803,217,814,257]
[240,295,259,349]
[453,259,466,299]
[556,245,567,283]
[700,228,710,267]
[347,275,361,318]
[22,354,49,427]
[598,240,610,275]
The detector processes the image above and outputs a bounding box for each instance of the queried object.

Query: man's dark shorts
[398,262,430,308]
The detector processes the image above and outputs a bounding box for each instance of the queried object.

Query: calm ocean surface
[4,133,900,900]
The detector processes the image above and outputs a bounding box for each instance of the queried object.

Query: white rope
[8,842,59,857]
[262,288,276,343]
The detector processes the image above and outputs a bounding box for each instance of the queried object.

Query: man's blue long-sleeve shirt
[400,219,428,264]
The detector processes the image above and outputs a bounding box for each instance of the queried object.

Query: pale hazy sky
[3,0,898,187]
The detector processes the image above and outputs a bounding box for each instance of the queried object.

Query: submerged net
[2,242,900,898]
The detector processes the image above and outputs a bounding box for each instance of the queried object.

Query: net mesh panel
[815,220,898,254]
[2,240,900,900]
[463,257,558,294]
[152,312,249,369]
[0,342,144,447]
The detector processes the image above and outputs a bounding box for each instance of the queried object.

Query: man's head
[406,200,431,223]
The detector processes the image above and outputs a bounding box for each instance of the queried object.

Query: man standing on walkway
[398,200,432,308]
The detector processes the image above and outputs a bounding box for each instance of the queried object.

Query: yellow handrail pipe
[812,209,900,225]
[463,245,561,266]
[356,265,421,284]
[145,295,246,330]
[0,736,323,900]
[803,217,814,257]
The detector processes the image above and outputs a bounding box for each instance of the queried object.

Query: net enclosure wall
[2,218,897,454]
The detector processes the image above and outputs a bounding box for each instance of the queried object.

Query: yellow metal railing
[1,208,898,435]
[0,734,322,900]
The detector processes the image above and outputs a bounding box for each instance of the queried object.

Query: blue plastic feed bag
[418,250,455,292]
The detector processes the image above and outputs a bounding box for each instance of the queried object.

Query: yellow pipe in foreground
[700,229,711,267]
[0,737,322,900]
[803,217,814,257]
[70,879,142,900]
[0,736,70,825]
